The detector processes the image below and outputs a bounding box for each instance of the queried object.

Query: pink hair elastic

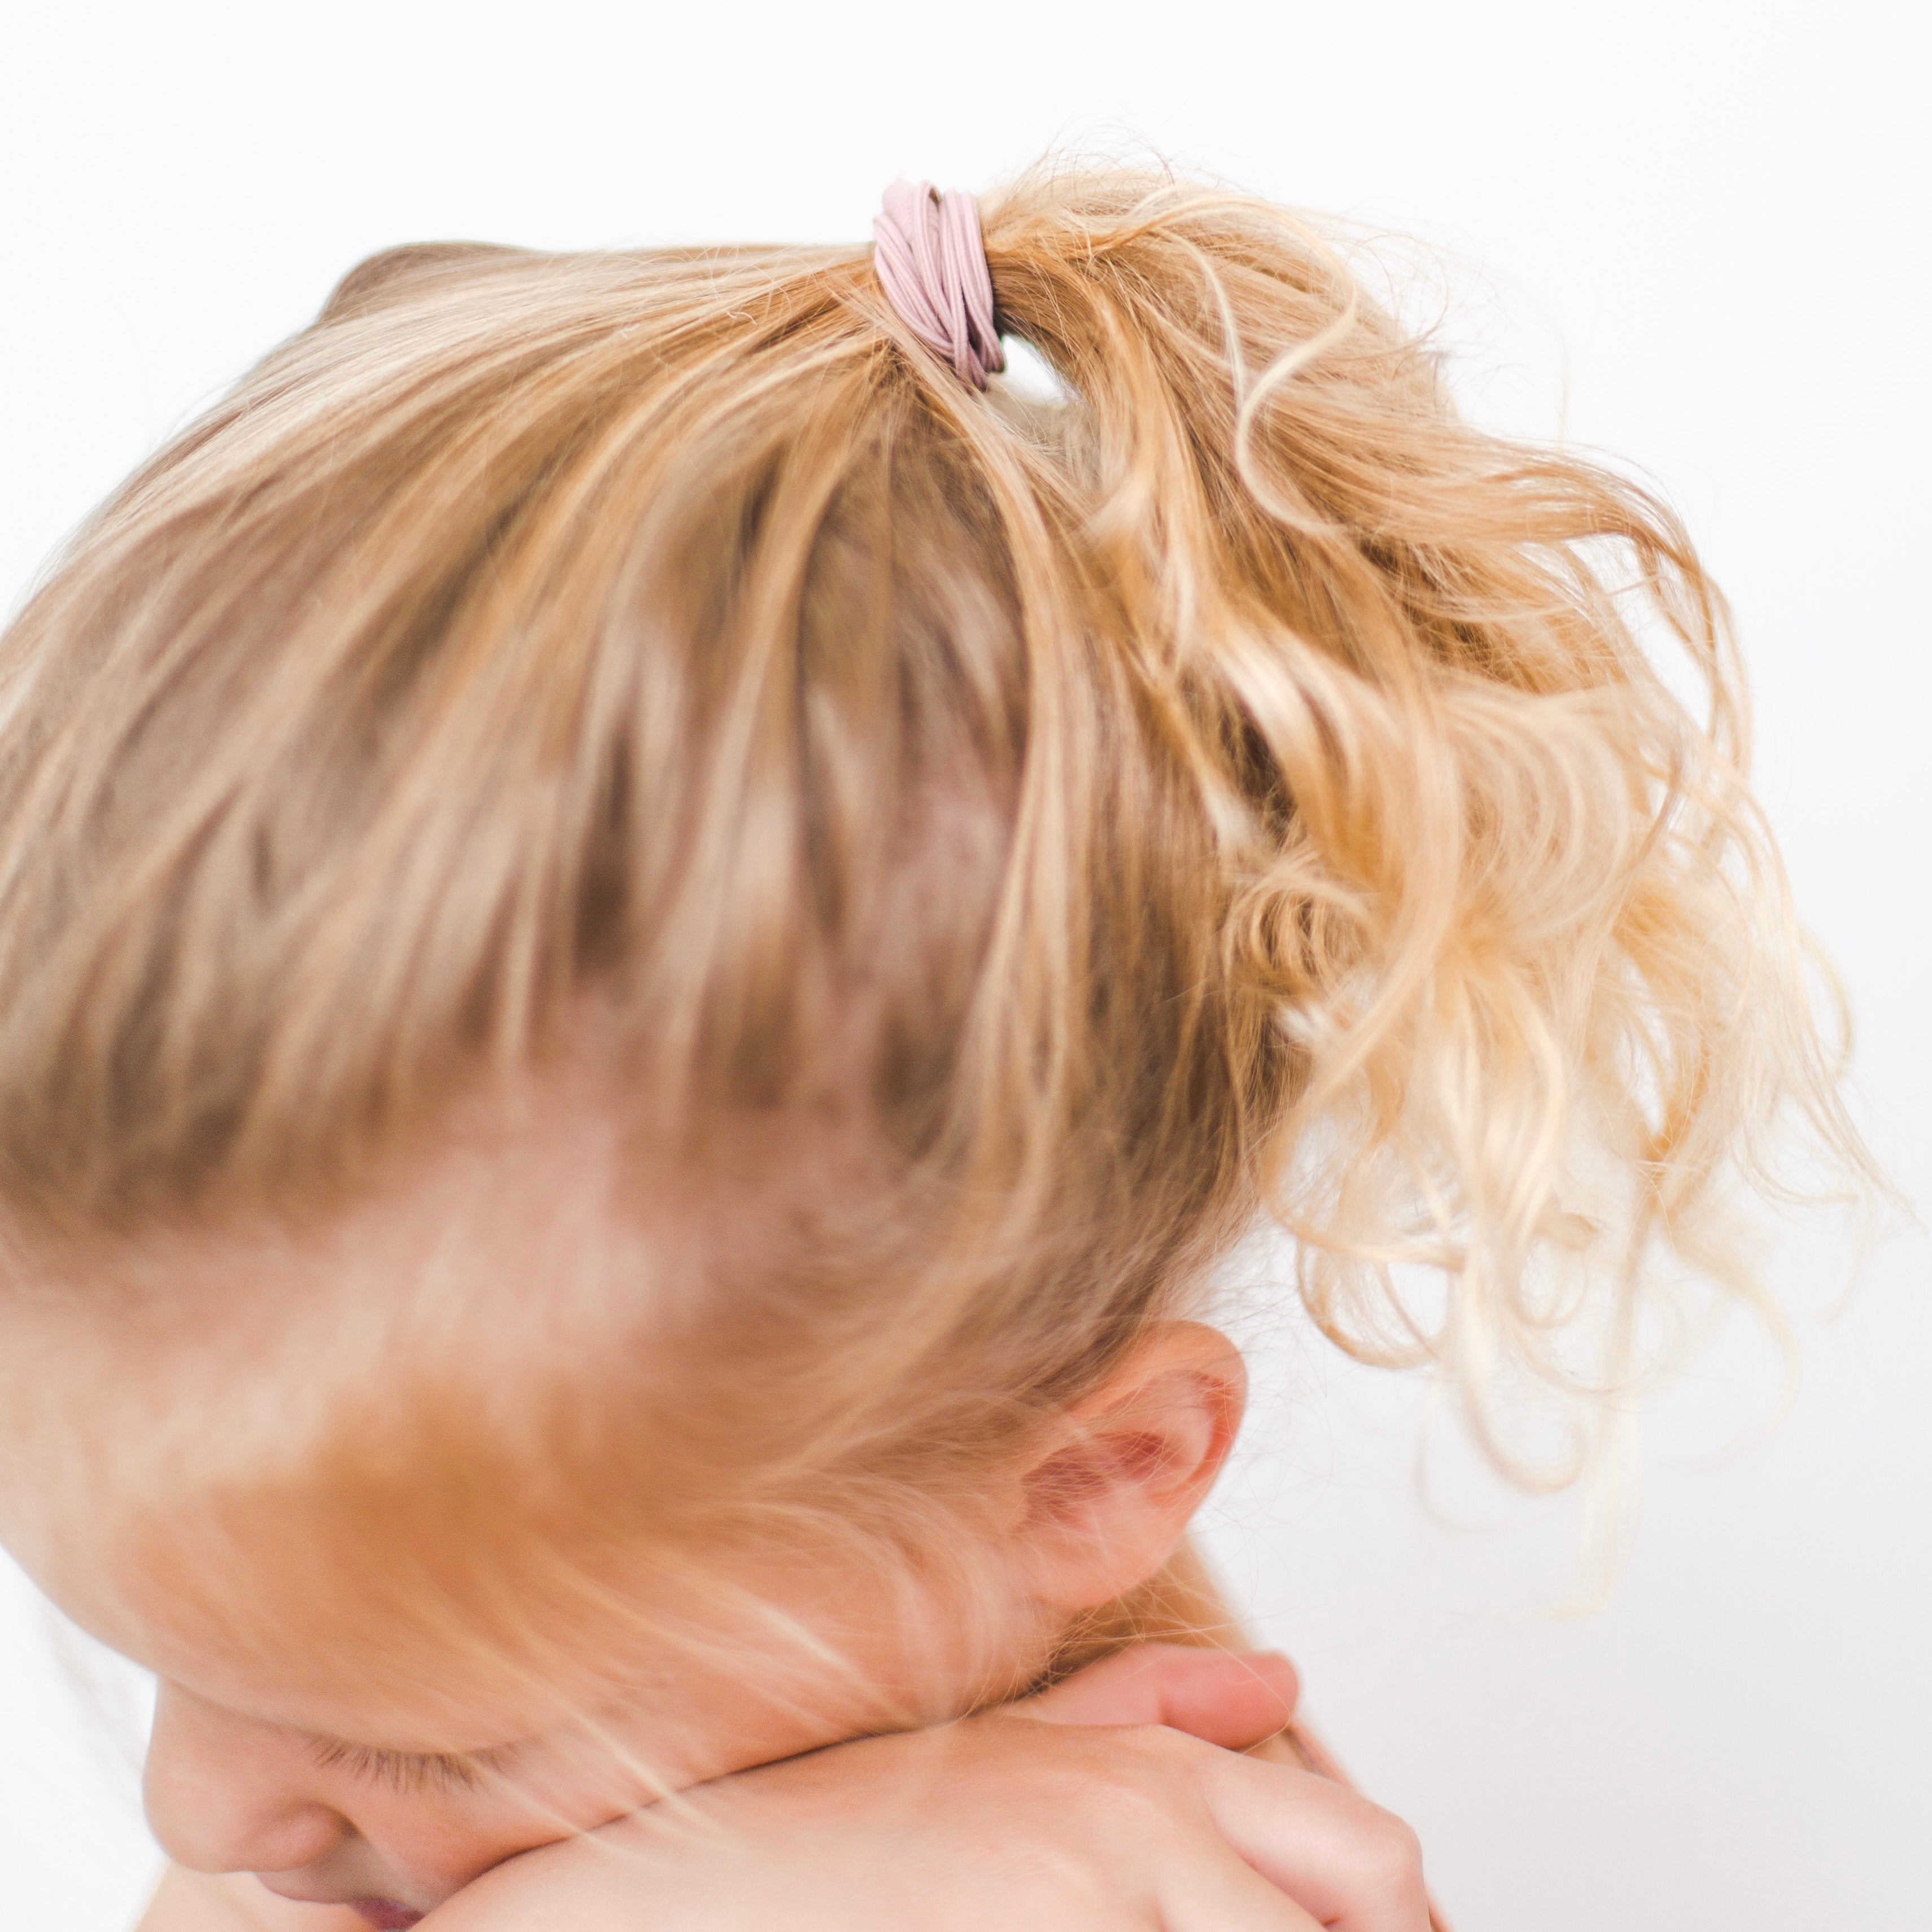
[872,180,1005,391]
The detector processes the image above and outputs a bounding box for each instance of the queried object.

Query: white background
[2,2,1927,1927]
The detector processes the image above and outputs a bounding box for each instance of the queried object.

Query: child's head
[0,166,1855,1913]
[1,1060,1251,1910]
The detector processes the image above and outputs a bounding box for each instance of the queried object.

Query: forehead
[0,1082,661,1444]
[0,1066,1000,1751]
[0,1088,783,1681]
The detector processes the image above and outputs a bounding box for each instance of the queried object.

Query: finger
[1190,1746,1430,1932]
[1019,1643,1299,1749]
[1157,1847,1327,1932]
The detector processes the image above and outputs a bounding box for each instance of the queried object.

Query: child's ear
[1007,1322,1247,1612]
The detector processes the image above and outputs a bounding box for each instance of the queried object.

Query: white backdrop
[2,3,1927,1928]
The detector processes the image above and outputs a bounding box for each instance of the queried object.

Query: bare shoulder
[135,1868,372,1932]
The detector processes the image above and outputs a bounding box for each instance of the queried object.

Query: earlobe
[1011,1322,1247,1613]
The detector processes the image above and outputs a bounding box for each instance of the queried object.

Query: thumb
[1014,1642,1298,1749]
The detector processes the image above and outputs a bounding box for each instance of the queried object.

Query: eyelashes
[307,1736,502,1795]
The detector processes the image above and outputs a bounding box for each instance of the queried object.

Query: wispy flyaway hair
[0,163,1863,1500]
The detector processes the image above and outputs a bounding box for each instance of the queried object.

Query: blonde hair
[0,164,1862,1555]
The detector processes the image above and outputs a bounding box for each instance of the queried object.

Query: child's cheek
[364,1815,545,1905]
[358,1766,654,1902]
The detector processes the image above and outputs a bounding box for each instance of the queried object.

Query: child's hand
[423,1644,1427,1932]
[1013,1640,1301,1743]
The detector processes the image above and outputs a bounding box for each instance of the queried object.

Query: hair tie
[872,180,1005,391]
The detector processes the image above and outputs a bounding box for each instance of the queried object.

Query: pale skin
[0,1096,1430,1931]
